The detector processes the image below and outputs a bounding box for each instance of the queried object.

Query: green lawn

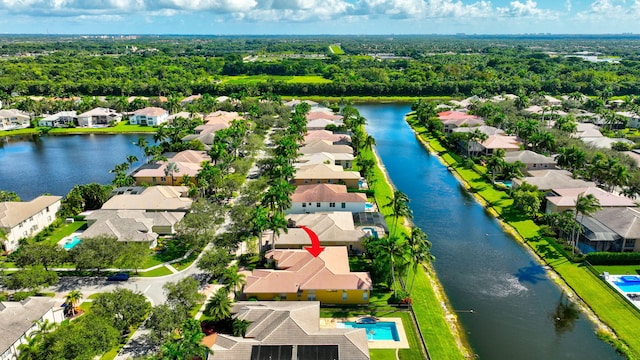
[137,266,173,277]
[41,221,87,246]
[0,122,156,137]
[407,115,640,359]
[329,45,345,55]
[593,265,640,275]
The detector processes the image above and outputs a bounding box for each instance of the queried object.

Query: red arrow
[300,226,325,257]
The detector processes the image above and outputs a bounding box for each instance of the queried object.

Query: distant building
[129,107,169,126]
[77,108,122,127]
[0,196,62,252]
[38,111,77,128]
[0,109,30,131]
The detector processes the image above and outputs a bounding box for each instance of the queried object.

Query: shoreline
[370,145,474,359]
[406,120,618,344]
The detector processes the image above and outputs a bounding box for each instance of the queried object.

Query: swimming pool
[338,322,400,341]
[63,236,81,250]
[612,275,640,293]
[365,203,374,210]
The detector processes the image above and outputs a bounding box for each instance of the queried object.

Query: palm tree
[126,155,138,168]
[65,290,83,317]
[485,148,506,182]
[17,334,41,360]
[223,266,246,298]
[205,288,232,321]
[135,136,148,163]
[164,162,180,186]
[232,319,251,337]
[32,319,57,336]
[572,193,602,255]
[384,190,412,238]
[160,319,212,360]
[375,236,409,298]
[404,227,434,295]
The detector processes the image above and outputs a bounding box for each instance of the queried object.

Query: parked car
[106,272,130,281]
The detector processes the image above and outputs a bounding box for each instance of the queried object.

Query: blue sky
[0,0,637,35]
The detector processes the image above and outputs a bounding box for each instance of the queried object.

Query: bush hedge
[585,252,640,265]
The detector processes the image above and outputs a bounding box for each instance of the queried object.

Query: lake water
[0,134,152,200]
[358,103,620,360]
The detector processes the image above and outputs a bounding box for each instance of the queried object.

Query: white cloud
[496,0,555,18]
[576,0,625,18]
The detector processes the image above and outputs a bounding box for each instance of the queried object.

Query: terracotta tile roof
[294,164,360,181]
[300,140,353,155]
[306,111,343,121]
[244,247,372,295]
[101,186,192,211]
[437,110,480,121]
[304,130,351,143]
[291,184,366,203]
[481,135,521,150]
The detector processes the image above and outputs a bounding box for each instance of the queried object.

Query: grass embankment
[406,115,640,359]
[359,144,467,359]
[0,122,156,137]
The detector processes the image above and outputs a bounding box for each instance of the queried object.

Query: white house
[0,196,62,252]
[616,111,640,128]
[0,110,30,131]
[76,108,122,127]
[0,298,65,360]
[129,107,169,126]
[38,111,77,128]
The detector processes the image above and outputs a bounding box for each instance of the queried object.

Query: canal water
[358,103,620,360]
[0,134,153,200]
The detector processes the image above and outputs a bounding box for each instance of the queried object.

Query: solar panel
[297,345,339,360]
[250,345,293,360]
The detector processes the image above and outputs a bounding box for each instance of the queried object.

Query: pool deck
[319,317,409,349]
[605,274,640,311]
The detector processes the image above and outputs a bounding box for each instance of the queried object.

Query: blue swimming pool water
[63,236,81,250]
[339,322,400,341]
[365,203,374,210]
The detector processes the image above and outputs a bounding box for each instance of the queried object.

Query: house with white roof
[616,111,640,128]
[545,187,637,214]
[0,109,30,131]
[504,150,557,173]
[129,107,169,126]
[38,111,77,128]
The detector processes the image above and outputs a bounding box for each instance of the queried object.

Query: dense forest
[1,35,640,98]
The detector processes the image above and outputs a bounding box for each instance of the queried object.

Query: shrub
[585,252,640,265]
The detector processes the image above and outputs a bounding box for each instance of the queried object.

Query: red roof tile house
[437,111,484,133]
[132,150,210,186]
[288,184,367,214]
[243,247,372,305]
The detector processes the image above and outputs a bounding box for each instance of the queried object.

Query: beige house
[0,196,62,252]
[81,210,185,248]
[504,150,556,173]
[513,170,596,191]
[288,184,367,214]
[243,247,372,305]
[101,186,192,212]
[0,109,30,131]
[132,150,210,186]
[264,212,383,252]
[296,151,354,169]
[304,130,351,144]
[77,107,122,127]
[0,298,65,360]
[300,140,353,155]
[546,187,637,214]
[293,164,361,189]
[209,301,369,360]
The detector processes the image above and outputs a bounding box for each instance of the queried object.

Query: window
[363,291,369,301]
[342,291,348,301]
[532,164,537,168]
[302,203,306,208]
[341,203,346,208]
[160,177,167,182]
[316,203,321,208]
[308,290,316,301]
[329,202,335,208]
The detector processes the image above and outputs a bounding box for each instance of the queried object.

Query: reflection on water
[358,103,621,360]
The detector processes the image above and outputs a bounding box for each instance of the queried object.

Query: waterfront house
[304,130,351,145]
[208,301,369,360]
[295,152,354,169]
[76,107,122,127]
[0,196,61,252]
[243,247,372,305]
[545,187,637,214]
[577,207,640,253]
[306,118,343,131]
[504,150,557,173]
[38,111,77,127]
[513,170,596,191]
[287,184,367,214]
[306,110,343,122]
[132,150,210,186]
[263,212,383,252]
[0,298,65,360]
[284,99,319,108]
[293,164,361,189]
[0,109,30,131]
[478,135,521,155]
[101,186,192,212]
[437,111,484,133]
[129,107,169,126]
[300,139,353,156]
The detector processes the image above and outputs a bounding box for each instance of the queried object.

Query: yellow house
[132,150,209,186]
[243,247,372,305]
[293,164,361,189]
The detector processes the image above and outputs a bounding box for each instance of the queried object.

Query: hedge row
[585,252,640,265]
